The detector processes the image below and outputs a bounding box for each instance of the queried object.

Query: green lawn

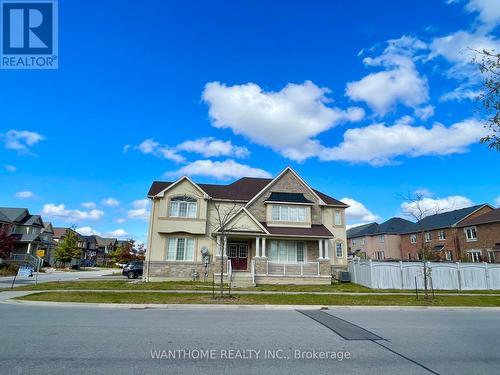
[7,280,500,294]
[14,291,500,307]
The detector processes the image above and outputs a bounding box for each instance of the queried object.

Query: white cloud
[495,195,500,207]
[317,118,487,166]
[465,0,500,31]
[401,195,474,218]
[1,130,45,153]
[81,202,96,209]
[346,36,429,116]
[4,165,16,172]
[166,159,272,181]
[341,198,380,223]
[76,227,100,236]
[116,218,126,224]
[41,204,105,222]
[414,105,435,120]
[176,137,250,158]
[136,139,185,163]
[202,81,364,161]
[127,199,150,221]
[102,198,120,207]
[105,229,129,238]
[15,191,34,199]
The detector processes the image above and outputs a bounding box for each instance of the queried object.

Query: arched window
[169,196,197,218]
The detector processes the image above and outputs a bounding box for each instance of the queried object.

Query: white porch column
[255,237,260,257]
[261,237,266,258]
[324,240,329,259]
[223,236,227,256]
[216,235,221,257]
[318,239,324,259]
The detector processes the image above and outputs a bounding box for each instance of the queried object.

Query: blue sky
[1,0,499,243]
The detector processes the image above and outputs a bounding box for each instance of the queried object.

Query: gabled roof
[0,207,29,222]
[458,207,500,227]
[94,236,117,247]
[401,204,491,233]
[147,169,347,207]
[53,227,71,238]
[347,218,415,239]
[0,210,10,223]
[216,207,269,234]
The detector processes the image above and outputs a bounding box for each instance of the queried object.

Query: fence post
[369,259,373,288]
[484,262,490,290]
[352,260,357,284]
[456,262,461,291]
[399,261,404,289]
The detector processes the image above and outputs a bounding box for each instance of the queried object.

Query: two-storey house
[457,208,500,263]
[347,218,414,260]
[400,204,493,261]
[145,167,348,285]
[0,207,46,257]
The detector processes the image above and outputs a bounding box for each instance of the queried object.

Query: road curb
[3,298,500,311]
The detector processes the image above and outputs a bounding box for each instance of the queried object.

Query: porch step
[230,272,255,288]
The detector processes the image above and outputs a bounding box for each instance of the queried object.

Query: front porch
[214,235,333,286]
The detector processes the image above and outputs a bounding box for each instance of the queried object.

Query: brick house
[400,204,493,261]
[347,218,414,260]
[145,167,348,285]
[457,208,500,263]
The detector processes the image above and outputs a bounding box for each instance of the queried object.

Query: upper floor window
[166,237,195,261]
[170,196,197,218]
[378,235,385,243]
[334,210,342,225]
[465,227,477,241]
[352,239,357,245]
[271,205,307,222]
[424,232,432,242]
[438,231,446,240]
[410,234,417,244]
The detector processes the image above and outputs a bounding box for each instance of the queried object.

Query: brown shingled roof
[260,222,334,237]
[147,177,347,206]
[458,208,500,227]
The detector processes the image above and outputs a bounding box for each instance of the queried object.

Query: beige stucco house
[145,167,348,285]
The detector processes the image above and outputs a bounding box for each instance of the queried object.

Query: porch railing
[255,261,321,277]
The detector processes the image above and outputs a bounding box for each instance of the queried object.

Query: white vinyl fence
[348,259,500,290]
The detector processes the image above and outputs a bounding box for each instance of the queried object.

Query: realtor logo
[1,0,58,69]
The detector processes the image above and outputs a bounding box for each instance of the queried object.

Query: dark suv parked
[122,261,143,279]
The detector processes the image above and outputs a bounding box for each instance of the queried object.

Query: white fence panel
[349,260,500,290]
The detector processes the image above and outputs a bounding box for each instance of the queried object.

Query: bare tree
[399,191,442,298]
[208,201,247,297]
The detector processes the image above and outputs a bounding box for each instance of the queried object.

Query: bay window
[271,205,307,222]
[269,241,305,263]
[170,196,197,218]
[166,237,195,261]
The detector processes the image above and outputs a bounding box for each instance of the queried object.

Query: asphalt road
[0,269,116,289]
[0,303,498,375]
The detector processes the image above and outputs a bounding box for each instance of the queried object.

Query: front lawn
[14,291,500,307]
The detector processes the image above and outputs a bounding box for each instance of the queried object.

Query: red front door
[228,243,248,270]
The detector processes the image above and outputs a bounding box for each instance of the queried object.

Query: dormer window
[170,196,197,218]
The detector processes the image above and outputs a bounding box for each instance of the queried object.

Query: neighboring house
[457,208,500,263]
[400,204,493,261]
[347,218,414,260]
[94,236,117,265]
[145,167,348,285]
[38,222,56,265]
[81,235,98,266]
[0,207,45,257]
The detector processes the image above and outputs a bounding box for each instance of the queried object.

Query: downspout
[145,197,156,282]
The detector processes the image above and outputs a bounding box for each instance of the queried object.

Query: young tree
[0,224,14,260]
[54,228,81,266]
[473,49,500,150]
[111,240,135,264]
[209,202,246,297]
[399,191,442,298]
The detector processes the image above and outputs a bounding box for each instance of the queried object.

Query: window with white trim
[169,196,197,218]
[166,237,195,261]
[424,232,432,242]
[378,235,385,243]
[269,241,305,263]
[410,234,417,244]
[438,230,446,240]
[468,250,481,263]
[334,210,342,225]
[336,242,343,258]
[464,227,477,241]
[271,205,307,222]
